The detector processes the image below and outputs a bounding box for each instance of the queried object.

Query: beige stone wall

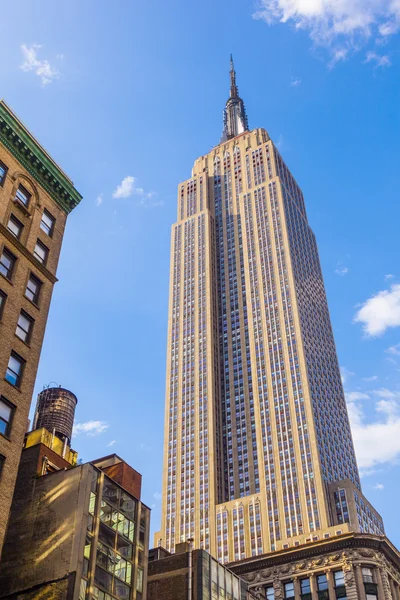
[0,143,68,554]
[231,536,400,600]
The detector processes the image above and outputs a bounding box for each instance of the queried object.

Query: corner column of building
[343,561,359,600]
[354,565,365,600]
[376,565,393,600]
[375,567,386,600]
[389,577,397,600]
[293,577,301,600]
[310,574,318,600]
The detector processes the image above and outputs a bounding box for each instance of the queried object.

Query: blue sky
[2,0,400,546]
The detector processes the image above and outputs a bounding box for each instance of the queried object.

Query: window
[40,210,55,237]
[266,586,275,600]
[136,568,143,593]
[0,290,6,319]
[16,310,34,343]
[33,240,48,265]
[362,569,374,584]
[25,273,42,304]
[301,579,311,595]
[0,397,14,437]
[285,582,295,598]
[0,248,16,280]
[0,455,4,477]
[5,352,25,387]
[15,185,31,207]
[334,572,345,587]
[0,161,7,186]
[7,214,24,239]
[317,575,328,591]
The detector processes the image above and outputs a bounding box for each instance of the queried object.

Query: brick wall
[0,142,68,554]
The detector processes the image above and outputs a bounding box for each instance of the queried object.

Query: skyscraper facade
[0,101,81,554]
[156,60,384,563]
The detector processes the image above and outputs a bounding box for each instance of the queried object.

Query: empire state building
[156,58,384,563]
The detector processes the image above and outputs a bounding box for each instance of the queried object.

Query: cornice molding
[0,102,82,215]
[229,535,400,577]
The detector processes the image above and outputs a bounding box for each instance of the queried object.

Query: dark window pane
[0,249,15,280]
[103,477,120,507]
[5,353,24,387]
[117,535,133,560]
[16,311,33,343]
[98,522,116,549]
[15,185,31,206]
[0,161,7,185]
[0,291,6,319]
[7,215,23,238]
[40,210,55,236]
[34,240,48,264]
[26,274,42,304]
[0,397,13,437]
[94,567,112,593]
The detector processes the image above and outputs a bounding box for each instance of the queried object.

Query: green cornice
[0,101,82,214]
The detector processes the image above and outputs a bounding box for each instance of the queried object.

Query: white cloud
[346,391,370,402]
[374,482,385,490]
[385,274,395,281]
[20,44,59,86]
[276,134,285,150]
[291,77,302,86]
[253,0,400,58]
[73,420,109,437]
[364,51,391,67]
[96,193,103,207]
[347,395,400,472]
[340,366,355,385]
[386,343,400,356]
[153,492,162,500]
[335,262,349,276]
[107,440,117,447]
[354,284,400,336]
[112,176,162,207]
[113,176,136,199]
[363,375,378,382]
[371,387,400,399]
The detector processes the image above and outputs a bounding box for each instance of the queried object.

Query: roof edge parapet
[0,100,82,214]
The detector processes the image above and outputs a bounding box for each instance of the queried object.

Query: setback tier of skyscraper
[156,58,384,563]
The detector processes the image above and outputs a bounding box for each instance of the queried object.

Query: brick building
[0,100,81,553]
[147,542,255,600]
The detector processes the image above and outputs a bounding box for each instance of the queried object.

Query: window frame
[40,209,55,237]
[0,161,8,187]
[284,581,295,599]
[7,214,24,239]
[0,454,5,478]
[0,289,6,319]
[0,396,15,438]
[0,247,16,281]
[33,239,49,265]
[16,310,34,344]
[5,351,25,388]
[25,273,42,305]
[15,184,31,208]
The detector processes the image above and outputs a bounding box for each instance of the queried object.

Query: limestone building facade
[229,533,400,600]
[156,59,385,562]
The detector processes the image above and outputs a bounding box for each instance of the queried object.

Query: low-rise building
[229,533,400,600]
[0,420,149,600]
[147,542,256,600]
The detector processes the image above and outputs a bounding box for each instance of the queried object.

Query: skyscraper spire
[221,55,249,141]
